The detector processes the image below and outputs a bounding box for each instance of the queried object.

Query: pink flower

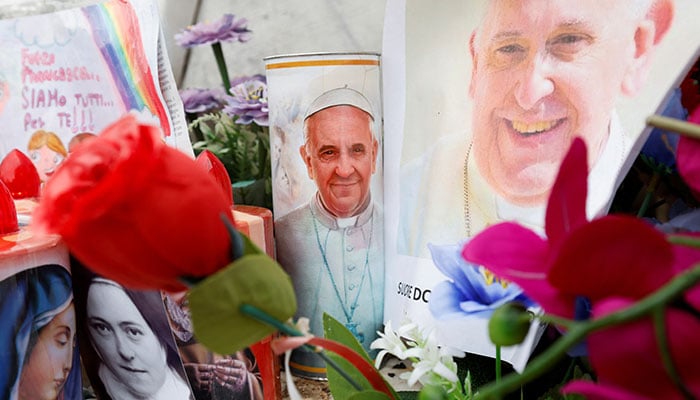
[464,137,700,398]
[560,229,700,399]
[463,138,685,317]
[563,297,700,400]
[463,137,591,318]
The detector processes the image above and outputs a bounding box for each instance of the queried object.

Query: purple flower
[222,75,268,126]
[175,14,251,48]
[428,242,535,320]
[179,87,226,113]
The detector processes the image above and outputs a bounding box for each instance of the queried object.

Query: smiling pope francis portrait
[399,0,676,258]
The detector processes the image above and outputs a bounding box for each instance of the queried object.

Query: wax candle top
[0,149,41,200]
[196,149,234,207]
[0,180,18,235]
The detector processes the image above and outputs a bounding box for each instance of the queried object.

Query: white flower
[402,330,461,387]
[370,320,410,368]
[372,319,469,395]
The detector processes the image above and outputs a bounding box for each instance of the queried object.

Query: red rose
[32,115,234,292]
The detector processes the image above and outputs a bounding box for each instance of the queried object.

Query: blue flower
[428,242,534,320]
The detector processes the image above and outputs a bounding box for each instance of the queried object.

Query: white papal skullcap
[304,87,374,121]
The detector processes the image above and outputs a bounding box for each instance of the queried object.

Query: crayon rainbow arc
[82,0,171,136]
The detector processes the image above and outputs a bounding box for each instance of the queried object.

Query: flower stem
[537,314,576,330]
[239,303,363,391]
[637,170,661,218]
[474,265,700,399]
[240,303,302,336]
[652,306,695,399]
[646,114,700,140]
[495,345,501,383]
[668,234,700,249]
[221,214,244,260]
[211,42,231,94]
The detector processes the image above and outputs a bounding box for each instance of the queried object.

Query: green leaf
[417,385,450,400]
[347,391,393,399]
[192,140,208,150]
[323,313,373,398]
[323,313,400,400]
[188,254,296,354]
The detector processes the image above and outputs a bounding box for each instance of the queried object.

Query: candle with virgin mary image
[0,234,83,400]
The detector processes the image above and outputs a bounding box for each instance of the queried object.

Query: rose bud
[32,115,234,292]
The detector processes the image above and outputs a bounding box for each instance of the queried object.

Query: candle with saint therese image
[265,52,385,379]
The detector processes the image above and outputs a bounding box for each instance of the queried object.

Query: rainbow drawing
[82,0,171,136]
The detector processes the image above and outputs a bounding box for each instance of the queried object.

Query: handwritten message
[20,47,115,134]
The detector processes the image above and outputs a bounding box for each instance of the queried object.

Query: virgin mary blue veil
[0,264,82,400]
